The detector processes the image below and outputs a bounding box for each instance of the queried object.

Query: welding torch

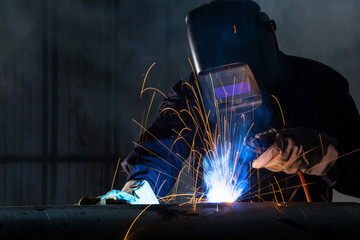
[245,131,312,202]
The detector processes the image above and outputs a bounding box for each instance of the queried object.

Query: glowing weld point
[203,135,252,203]
[206,179,248,203]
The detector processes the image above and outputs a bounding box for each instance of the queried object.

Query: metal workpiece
[1,203,360,240]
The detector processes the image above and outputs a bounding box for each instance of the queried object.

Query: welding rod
[297,171,312,202]
[269,153,312,202]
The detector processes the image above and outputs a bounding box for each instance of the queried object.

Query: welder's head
[186,0,279,119]
[186,0,278,74]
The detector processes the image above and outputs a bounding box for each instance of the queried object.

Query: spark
[141,87,168,99]
[271,94,286,126]
[203,118,254,203]
[318,133,330,199]
[271,93,312,202]
[271,183,279,204]
[140,62,156,98]
[140,62,168,99]
[274,176,285,204]
[198,66,256,203]
[157,180,167,197]
[144,92,156,130]
[153,173,161,193]
[288,186,300,202]
[128,59,360,206]
[311,147,360,169]
[124,204,152,240]
[110,157,121,190]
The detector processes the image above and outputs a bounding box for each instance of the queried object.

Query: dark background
[0,0,359,205]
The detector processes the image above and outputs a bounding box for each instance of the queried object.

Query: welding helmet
[186,0,279,120]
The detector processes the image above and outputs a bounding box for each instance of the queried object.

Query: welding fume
[79,0,360,205]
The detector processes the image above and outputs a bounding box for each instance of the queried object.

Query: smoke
[256,0,360,107]
[0,1,39,96]
[1,0,359,156]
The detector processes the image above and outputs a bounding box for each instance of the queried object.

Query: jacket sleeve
[322,70,360,198]
[121,78,195,197]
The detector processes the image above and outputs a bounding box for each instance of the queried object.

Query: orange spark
[140,62,156,98]
[110,158,121,191]
[124,204,152,240]
[271,95,286,126]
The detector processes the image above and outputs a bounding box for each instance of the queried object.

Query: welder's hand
[77,196,102,205]
[77,193,130,205]
[98,179,159,205]
[252,128,338,175]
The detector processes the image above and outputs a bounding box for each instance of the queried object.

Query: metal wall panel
[0,0,359,205]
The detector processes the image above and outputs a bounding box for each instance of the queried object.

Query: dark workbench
[1,202,360,240]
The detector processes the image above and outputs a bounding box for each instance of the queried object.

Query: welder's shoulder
[286,55,349,90]
[166,73,196,97]
[179,72,197,86]
[158,73,196,110]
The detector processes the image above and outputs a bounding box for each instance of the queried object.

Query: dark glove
[252,128,338,175]
[78,195,122,205]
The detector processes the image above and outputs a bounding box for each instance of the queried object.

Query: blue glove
[99,180,159,205]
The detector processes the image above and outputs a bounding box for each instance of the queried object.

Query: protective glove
[251,128,338,176]
[98,179,159,205]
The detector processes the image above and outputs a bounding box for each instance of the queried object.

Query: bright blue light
[204,124,253,203]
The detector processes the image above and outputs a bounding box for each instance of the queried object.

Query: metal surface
[1,202,360,239]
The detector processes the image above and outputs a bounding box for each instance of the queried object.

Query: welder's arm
[79,79,194,205]
[320,72,360,198]
[252,128,338,176]
[121,79,195,198]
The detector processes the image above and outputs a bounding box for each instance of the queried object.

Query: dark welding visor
[199,63,262,116]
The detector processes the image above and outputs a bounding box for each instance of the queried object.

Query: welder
[80,0,360,205]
